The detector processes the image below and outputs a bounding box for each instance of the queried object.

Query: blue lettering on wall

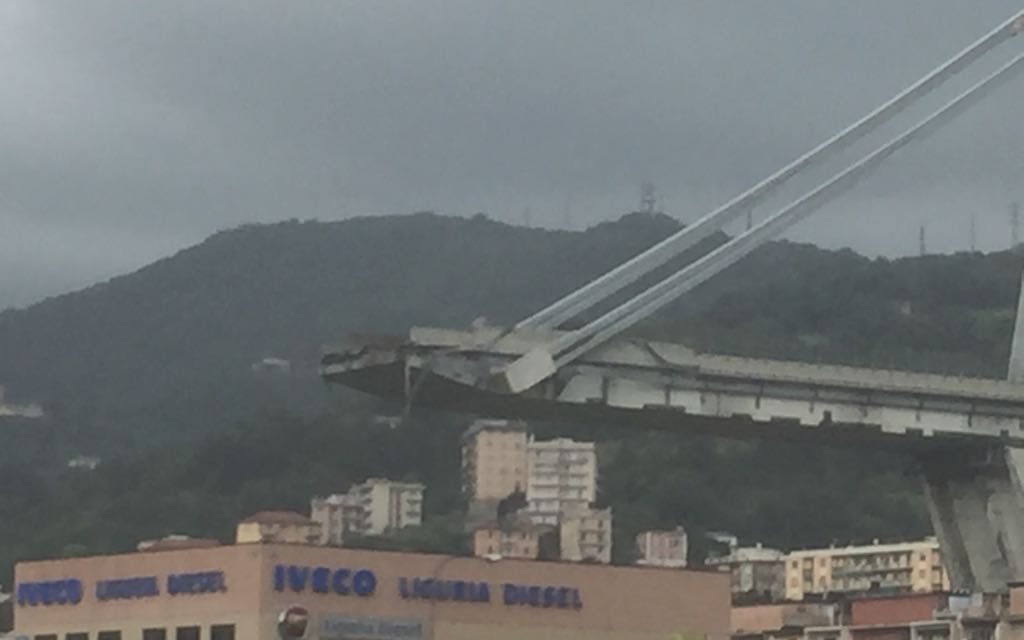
[503,583,582,610]
[398,577,490,603]
[332,569,350,595]
[96,576,160,601]
[288,565,310,592]
[273,565,376,598]
[15,579,83,607]
[353,569,377,597]
[166,571,227,596]
[312,567,331,594]
[398,577,580,609]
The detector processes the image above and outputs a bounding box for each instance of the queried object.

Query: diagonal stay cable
[513,11,1024,333]
[545,51,1024,371]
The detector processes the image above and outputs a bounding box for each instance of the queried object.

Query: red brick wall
[850,593,945,626]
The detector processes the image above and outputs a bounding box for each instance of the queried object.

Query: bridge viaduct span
[321,11,1024,592]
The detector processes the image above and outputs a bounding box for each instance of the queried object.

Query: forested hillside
[1,211,1022,586]
[0,212,693,455]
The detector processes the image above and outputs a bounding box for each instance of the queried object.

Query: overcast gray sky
[3,1,1024,309]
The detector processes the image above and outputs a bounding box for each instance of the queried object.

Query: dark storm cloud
[3,1,1024,308]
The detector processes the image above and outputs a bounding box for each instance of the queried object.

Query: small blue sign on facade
[320,615,423,640]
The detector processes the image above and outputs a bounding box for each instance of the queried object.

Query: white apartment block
[349,478,425,535]
[526,437,598,526]
[636,527,688,568]
[310,493,361,545]
[461,419,529,502]
[560,506,613,564]
[311,478,425,542]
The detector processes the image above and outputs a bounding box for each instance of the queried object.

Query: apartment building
[560,506,613,564]
[310,493,361,545]
[526,437,598,526]
[636,527,689,568]
[311,478,425,541]
[347,478,425,536]
[461,419,529,502]
[705,543,786,601]
[784,538,947,601]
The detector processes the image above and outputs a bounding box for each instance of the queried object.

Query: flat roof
[786,539,939,557]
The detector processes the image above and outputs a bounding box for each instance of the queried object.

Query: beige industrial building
[783,538,948,600]
[11,543,730,640]
[636,527,688,568]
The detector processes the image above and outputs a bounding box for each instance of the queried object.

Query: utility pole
[919,224,927,256]
[970,212,977,252]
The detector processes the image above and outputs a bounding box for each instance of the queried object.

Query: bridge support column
[922,446,1024,591]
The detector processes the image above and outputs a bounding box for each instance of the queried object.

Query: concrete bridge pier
[922,446,1024,591]
[930,270,1024,592]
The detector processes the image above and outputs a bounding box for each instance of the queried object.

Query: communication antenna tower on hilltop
[919,224,927,256]
[640,182,657,215]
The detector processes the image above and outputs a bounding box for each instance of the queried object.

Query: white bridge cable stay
[514,11,1024,333]
[547,52,1024,369]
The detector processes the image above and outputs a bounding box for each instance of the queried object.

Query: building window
[176,628,200,640]
[143,631,167,640]
[66,635,88,640]
[98,633,121,640]
[211,625,235,640]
